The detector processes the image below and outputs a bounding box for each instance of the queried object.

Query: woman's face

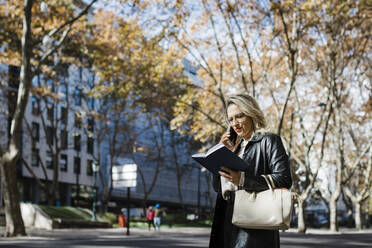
[227,104,254,140]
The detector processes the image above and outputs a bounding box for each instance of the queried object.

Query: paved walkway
[0,227,211,241]
[0,227,371,248]
[2,226,371,239]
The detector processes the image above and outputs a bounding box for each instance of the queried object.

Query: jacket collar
[234,132,264,153]
[250,132,265,143]
[238,132,264,144]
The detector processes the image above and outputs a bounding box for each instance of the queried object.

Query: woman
[146,206,156,230]
[209,94,292,248]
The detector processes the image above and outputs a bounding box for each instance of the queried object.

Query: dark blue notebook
[191,143,248,175]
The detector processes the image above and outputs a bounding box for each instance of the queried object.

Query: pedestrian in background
[146,206,156,230]
[154,203,162,230]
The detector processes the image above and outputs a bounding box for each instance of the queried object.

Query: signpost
[91,161,99,221]
[112,163,137,235]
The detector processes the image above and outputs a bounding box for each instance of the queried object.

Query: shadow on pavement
[281,233,372,248]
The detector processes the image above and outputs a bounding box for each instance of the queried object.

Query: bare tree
[283,87,333,233]
[130,114,167,210]
[343,143,372,230]
[315,1,370,230]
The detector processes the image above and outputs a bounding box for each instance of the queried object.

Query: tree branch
[20,157,47,191]
[34,0,98,46]
[215,0,248,93]
[36,26,71,72]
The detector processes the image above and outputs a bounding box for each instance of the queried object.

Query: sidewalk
[1,226,371,240]
[0,226,211,240]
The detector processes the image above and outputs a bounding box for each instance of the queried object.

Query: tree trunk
[47,185,54,205]
[176,175,184,207]
[329,199,338,232]
[297,201,306,233]
[0,0,34,237]
[342,190,354,228]
[0,160,26,237]
[354,202,362,231]
[100,174,113,214]
[98,168,108,213]
[100,200,108,214]
[52,153,60,205]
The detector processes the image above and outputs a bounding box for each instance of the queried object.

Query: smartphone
[227,126,237,146]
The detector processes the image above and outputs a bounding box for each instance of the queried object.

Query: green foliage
[97,212,117,224]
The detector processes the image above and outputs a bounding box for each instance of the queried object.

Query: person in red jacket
[146,206,156,230]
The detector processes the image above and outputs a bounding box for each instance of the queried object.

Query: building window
[87,160,93,176]
[61,107,68,125]
[60,130,68,149]
[74,157,81,174]
[8,66,19,116]
[87,137,94,154]
[74,87,82,106]
[31,96,40,115]
[88,118,94,132]
[46,150,53,169]
[32,122,39,141]
[88,98,94,109]
[60,154,67,171]
[31,148,39,167]
[60,83,67,101]
[47,104,54,120]
[46,126,54,145]
[74,134,81,151]
[74,113,81,128]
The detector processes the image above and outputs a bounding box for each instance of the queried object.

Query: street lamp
[91,161,99,221]
[197,165,201,217]
[185,163,205,219]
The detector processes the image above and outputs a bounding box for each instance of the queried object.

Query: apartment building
[0,64,98,206]
[107,59,215,212]
[0,60,214,212]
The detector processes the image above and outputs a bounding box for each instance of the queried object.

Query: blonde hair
[225,94,267,132]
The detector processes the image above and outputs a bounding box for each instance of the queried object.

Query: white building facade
[105,59,214,211]
[1,64,98,206]
[1,60,214,212]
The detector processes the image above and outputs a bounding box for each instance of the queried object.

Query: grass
[129,221,148,228]
[172,220,212,227]
[37,205,213,228]
[38,205,92,221]
[117,222,212,228]
[128,217,212,228]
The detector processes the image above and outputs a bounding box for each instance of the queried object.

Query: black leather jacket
[209,133,292,248]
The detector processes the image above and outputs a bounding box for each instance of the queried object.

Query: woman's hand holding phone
[220,131,235,151]
[220,126,237,151]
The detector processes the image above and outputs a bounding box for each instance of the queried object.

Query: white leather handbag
[231,175,293,230]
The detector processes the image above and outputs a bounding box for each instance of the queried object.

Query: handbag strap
[267,175,276,189]
[261,175,274,191]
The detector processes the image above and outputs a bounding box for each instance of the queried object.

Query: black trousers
[148,220,155,230]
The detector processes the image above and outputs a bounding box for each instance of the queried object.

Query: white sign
[112,172,136,181]
[113,180,137,188]
[112,163,137,188]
